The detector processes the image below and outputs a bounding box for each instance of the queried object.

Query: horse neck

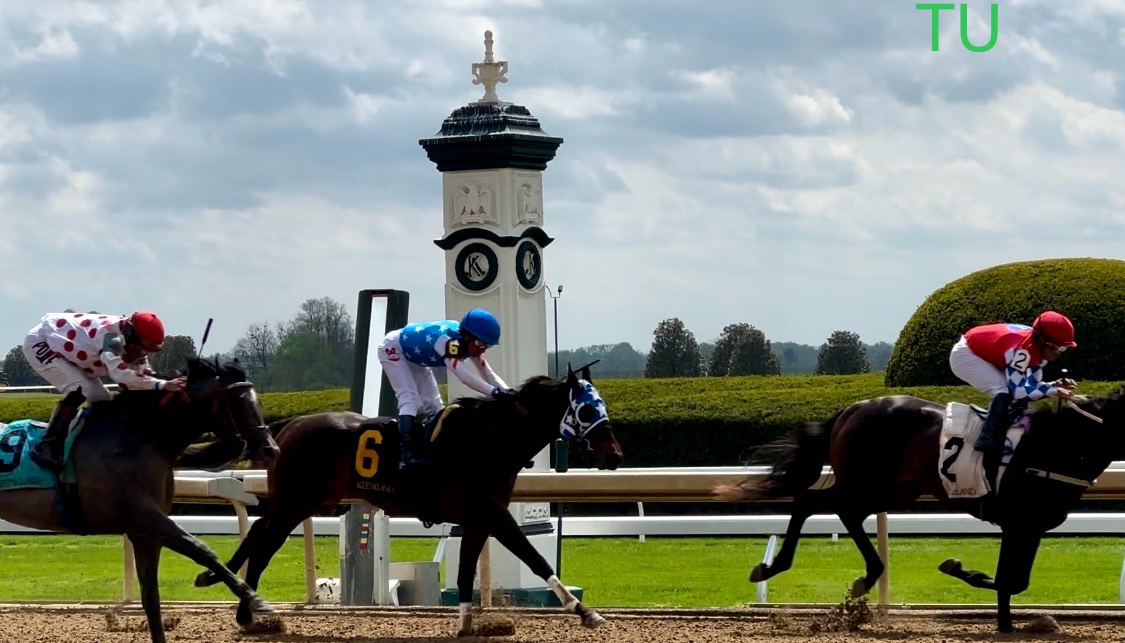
[116,394,215,461]
[512,389,571,465]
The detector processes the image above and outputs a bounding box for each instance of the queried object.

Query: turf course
[0,534,1122,606]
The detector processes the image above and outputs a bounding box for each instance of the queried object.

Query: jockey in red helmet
[948,310,1078,455]
[21,310,187,472]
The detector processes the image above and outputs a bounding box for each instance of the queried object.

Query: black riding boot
[398,414,415,469]
[417,415,434,465]
[31,390,85,473]
[974,392,1013,453]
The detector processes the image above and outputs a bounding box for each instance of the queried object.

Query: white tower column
[419,30,565,604]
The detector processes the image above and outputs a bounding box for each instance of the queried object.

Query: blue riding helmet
[461,308,501,345]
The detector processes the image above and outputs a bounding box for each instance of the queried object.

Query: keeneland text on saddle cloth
[21,310,188,472]
[377,307,516,469]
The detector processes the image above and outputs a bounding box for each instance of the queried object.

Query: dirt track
[1,604,1125,642]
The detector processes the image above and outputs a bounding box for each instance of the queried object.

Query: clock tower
[418,30,564,603]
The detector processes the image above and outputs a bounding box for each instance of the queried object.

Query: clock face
[516,239,542,290]
[454,242,498,292]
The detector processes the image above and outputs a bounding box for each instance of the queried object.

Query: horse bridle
[1022,398,1107,489]
[161,379,269,443]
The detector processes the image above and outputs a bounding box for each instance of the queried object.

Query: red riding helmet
[128,311,166,352]
[1032,310,1077,348]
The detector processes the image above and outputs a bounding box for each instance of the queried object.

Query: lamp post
[547,284,563,376]
[546,283,564,578]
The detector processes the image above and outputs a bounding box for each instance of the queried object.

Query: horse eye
[578,405,595,424]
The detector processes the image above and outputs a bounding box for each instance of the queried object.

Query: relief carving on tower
[450,178,498,227]
[515,174,543,226]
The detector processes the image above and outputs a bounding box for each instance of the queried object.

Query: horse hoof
[749,564,768,583]
[850,577,869,599]
[456,626,472,638]
[998,621,1014,634]
[236,602,252,626]
[582,610,606,628]
[938,559,962,576]
[249,595,275,615]
[193,571,216,588]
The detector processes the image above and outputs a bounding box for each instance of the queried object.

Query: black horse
[714,388,1125,632]
[193,363,624,636]
[0,356,281,643]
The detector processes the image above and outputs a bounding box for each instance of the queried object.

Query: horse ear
[576,359,600,382]
[566,362,576,382]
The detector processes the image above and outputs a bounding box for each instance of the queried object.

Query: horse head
[177,356,280,468]
[1021,386,1125,486]
[508,360,623,471]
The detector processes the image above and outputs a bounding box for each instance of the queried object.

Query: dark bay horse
[0,356,281,643]
[713,388,1125,633]
[193,364,624,636]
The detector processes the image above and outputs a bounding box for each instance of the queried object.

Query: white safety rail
[13,463,1125,605]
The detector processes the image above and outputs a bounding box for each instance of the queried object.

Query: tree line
[641,317,888,378]
[2,300,892,391]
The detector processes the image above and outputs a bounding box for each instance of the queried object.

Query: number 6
[354,429,382,478]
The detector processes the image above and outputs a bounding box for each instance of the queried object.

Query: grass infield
[0,534,1120,607]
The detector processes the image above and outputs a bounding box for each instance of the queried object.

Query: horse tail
[712,407,844,502]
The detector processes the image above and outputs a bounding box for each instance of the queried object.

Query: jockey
[948,310,1078,455]
[20,310,187,472]
[377,307,514,469]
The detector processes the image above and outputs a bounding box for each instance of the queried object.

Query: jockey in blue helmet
[376,307,514,468]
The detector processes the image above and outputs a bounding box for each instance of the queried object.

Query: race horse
[0,356,281,643]
[193,363,624,636]
[713,387,1125,633]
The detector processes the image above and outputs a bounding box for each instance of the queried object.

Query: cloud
[0,0,1123,358]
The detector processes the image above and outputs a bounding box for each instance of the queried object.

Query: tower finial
[472,29,509,105]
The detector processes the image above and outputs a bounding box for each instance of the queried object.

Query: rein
[1018,398,1107,490]
[1066,399,1104,424]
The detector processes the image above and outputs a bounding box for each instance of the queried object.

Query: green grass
[0,534,1121,606]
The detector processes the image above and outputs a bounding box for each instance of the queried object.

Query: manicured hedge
[885,258,1125,387]
[6,373,1123,467]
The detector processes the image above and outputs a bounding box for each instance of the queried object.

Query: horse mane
[448,375,560,408]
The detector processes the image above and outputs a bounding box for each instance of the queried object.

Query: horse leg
[751,487,835,583]
[455,524,490,638]
[194,515,269,588]
[136,507,274,626]
[130,535,167,643]
[482,505,605,630]
[837,510,885,599]
[993,529,1043,633]
[937,558,996,590]
[234,510,310,625]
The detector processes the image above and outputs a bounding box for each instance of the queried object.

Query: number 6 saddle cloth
[939,402,1030,499]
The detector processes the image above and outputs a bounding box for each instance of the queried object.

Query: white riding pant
[21,332,111,402]
[377,331,443,418]
[948,335,1008,398]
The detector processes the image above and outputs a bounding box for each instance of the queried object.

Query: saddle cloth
[939,402,1029,499]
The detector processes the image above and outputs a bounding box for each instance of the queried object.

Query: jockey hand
[1058,377,1078,391]
[162,377,187,392]
[490,386,518,399]
[1054,386,1075,400]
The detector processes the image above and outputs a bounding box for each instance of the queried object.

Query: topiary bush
[884,257,1125,386]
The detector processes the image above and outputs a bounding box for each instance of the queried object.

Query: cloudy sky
[1,0,1123,357]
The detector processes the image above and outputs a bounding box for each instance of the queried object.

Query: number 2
[1010,349,1030,373]
[0,429,28,474]
[354,429,382,478]
[940,436,964,483]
